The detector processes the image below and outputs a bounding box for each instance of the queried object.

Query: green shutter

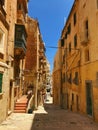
[0,73,3,93]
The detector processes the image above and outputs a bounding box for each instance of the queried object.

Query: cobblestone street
[31,104,98,130]
[0,96,98,130]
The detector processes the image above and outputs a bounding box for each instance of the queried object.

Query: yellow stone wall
[54,0,98,122]
[53,41,62,106]
[0,0,28,123]
[0,0,10,122]
[53,69,61,105]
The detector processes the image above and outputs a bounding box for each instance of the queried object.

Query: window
[17,3,21,10]
[74,34,77,48]
[0,73,3,93]
[11,61,14,67]
[96,72,98,87]
[65,74,68,82]
[10,80,13,87]
[65,32,67,39]
[68,73,72,84]
[85,20,89,38]
[62,73,65,83]
[85,49,90,62]
[97,0,98,9]
[73,12,76,25]
[80,19,89,44]
[61,39,64,47]
[72,93,74,103]
[0,28,4,53]
[0,0,5,6]
[73,72,79,85]
[69,43,71,53]
[16,32,22,39]
[63,54,65,64]
[15,27,22,40]
[85,20,88,29]
[67,23,71,34]
[96,72,98,80]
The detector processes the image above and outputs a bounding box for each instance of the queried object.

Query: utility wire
[45,45,80,51]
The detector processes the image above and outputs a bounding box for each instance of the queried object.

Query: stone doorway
[86,81,92,116]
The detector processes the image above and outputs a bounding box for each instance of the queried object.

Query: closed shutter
[0,73,3,93]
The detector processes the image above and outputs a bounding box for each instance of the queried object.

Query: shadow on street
[30,103,63,130]
[30,101,98,130]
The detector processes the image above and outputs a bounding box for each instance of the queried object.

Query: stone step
[14,109,26,113]
[14,106,26,110]
[15,103,27,107]
[14,95,28,113]
[14,103,27,112]
[15,102,27,105]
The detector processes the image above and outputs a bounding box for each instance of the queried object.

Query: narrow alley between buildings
[0,95,98,130]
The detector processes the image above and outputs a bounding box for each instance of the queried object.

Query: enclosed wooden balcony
[14,24,27,59]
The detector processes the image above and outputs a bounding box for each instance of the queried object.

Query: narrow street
[0,95,98,130]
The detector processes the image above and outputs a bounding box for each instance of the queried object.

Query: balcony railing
[14,24,27,58]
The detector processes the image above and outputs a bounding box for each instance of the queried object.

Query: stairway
[14,95,28,113]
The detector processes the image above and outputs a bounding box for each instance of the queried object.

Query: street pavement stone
[0,96,98,130]
[32,104,98,130]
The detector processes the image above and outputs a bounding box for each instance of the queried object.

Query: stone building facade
[0,0,28,123]
[14,0,28,99]
[25,16,48,109]
[0,0,15,123]
[53,0,98,122]
[52,41,62,106]
[25,17,38,94]
[45,60,51,92]
[0,0,49,123]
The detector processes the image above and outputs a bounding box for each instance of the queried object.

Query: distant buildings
[0,0,50,123]
[53,42,62,105]
[53,0,98,122]
[25,16,50,108]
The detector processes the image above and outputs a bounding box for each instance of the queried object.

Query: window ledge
[0,93,3,99]
[84,61,90,64]
[0,61,9,68]
[0,92,3,96]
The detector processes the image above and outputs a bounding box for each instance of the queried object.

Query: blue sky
[28,0,74,72]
